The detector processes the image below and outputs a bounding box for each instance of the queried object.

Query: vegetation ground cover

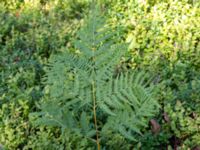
[0,0,200,149]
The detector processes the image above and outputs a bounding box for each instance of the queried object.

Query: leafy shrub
[104,0,200,148]
[0,0,87,149]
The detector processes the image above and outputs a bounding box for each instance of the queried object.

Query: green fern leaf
[31,5,159,148]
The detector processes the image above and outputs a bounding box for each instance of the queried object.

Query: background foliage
[0,0,200,149]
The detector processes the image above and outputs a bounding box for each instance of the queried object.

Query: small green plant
[31,6,159,149]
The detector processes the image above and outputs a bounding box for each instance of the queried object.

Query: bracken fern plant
[32,6,159,149]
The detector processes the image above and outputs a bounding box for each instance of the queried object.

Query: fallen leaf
[163,112,170,123]
[150,119,160,134]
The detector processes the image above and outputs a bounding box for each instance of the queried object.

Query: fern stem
[92,81,100,150]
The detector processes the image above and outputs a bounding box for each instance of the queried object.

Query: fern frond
[99,71,159,139]
[32,6,159,148]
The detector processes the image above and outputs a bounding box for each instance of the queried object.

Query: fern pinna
[32,6,159,149]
